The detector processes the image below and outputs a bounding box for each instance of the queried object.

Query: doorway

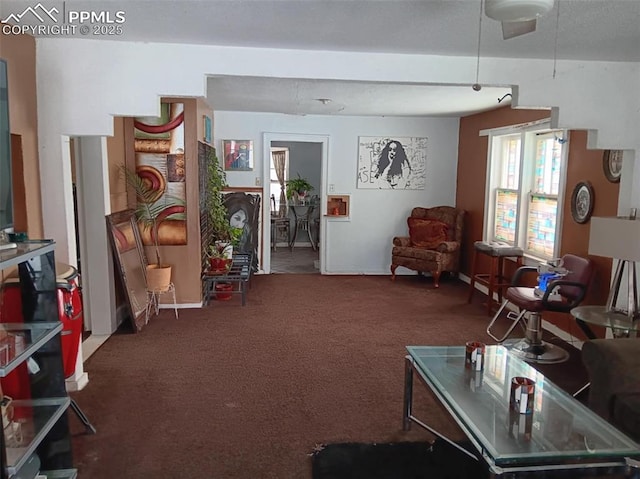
[262,133,328,274]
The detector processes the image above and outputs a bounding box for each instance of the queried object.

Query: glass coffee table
[403,345,640,477]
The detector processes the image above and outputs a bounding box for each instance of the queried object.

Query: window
[484,121,568,260]
[270,148,288,208]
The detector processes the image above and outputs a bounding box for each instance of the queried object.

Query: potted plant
[123,166,182,291]
[205,227,241,273]
[207,243,232,274]
[285,174,314,202]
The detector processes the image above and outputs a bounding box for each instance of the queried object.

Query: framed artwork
[203,115,212,144]
[357,136,427,189]
[603,149,623,183]
[570,181,594,224]
[222,189,262,272]
[223,140,254,171]
[106,210,149,333]
[134,102,187,245]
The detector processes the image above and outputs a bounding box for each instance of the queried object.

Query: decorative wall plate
[570,181,594,224]
[603,149,623,183]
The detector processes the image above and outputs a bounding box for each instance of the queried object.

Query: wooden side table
[467,241,523,315]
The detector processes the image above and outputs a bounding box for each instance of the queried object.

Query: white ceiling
[205,76,515,117]
[4,0,638,117]
[101,0,639,62]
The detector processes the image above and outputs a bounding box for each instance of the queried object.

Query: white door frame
[262,132,329,274]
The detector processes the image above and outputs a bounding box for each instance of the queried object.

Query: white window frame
[481,119,569,262]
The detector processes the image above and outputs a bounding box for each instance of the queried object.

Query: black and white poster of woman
[357,137,427,189]
[222,190,262,271]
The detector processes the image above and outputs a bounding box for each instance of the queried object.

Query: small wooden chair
[270,194,290,251]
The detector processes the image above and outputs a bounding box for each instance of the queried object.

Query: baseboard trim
[82,334,111,361]
[158,302,202,309]
[65,372,89,392]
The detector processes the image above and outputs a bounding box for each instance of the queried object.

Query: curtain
[272,150,287,216]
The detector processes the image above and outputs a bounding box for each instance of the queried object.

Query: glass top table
[288,201,319,251]
[403,345,639,476]
[571,305,639,338]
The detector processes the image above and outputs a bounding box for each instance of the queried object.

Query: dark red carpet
[69,275,588,478]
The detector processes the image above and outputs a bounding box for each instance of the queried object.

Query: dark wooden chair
[270,194,290,251]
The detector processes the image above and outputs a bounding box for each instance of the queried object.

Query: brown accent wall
[0,33,43,238]
[117,98,214,304]
[551,130,618,338]
[456,108,618,339]
[107,117,128,213]
[10,134,26,232]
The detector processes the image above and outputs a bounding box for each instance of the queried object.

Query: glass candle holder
[465,341,485,371]
[510,377,535,414]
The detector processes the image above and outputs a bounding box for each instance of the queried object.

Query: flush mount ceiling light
[315,98,332,105]
[485,0,554,39]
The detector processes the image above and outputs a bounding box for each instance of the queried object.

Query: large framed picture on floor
[222,188,262,272]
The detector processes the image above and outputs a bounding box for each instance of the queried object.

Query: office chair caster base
[503,338,570,364]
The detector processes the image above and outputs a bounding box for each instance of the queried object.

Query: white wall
[215,111,460,274]
[35,39,640,267]
[32,38,640,333]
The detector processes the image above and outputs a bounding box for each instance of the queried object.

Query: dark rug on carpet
[311,439,488,479]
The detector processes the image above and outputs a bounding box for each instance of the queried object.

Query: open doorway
[262,133,328,274]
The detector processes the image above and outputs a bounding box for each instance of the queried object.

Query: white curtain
[272,150,287,215]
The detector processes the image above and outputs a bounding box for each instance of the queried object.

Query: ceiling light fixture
[316,98,332,105]
[485,0,554,39]
[485,0,554,22]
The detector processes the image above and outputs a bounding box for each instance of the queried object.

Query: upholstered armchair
[391,206,465,288]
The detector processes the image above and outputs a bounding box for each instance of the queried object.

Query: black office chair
[486,253,594,364]
[270,194,290,251]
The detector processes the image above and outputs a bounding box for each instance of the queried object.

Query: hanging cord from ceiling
[552,0,561,79]
[472,0,484,91]
[498,93,512,103]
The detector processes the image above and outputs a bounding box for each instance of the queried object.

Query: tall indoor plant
[123,166,175,291]
[206,147,230,242]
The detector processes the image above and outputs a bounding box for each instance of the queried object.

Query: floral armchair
[391,206,465,288]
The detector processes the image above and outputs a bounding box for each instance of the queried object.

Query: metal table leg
[70,398,96,434]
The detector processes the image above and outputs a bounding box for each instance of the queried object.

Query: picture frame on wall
[603,149,623,183]
[570,181,594,224]
[222,139,254,171]
[357,136,427,190]
[203,115,212,144]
